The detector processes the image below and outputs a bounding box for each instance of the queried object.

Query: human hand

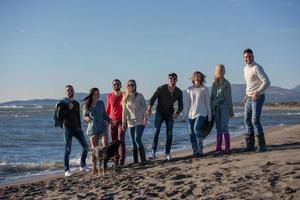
[252,92,259,102]
[146,106,152,116]
[172,112,179,120]
[242,96,247,104]
[230,109,234,118]
[144,118,149,125]
[122,123,127,131]
[84,116,92,123]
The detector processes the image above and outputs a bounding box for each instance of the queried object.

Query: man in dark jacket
[147,73,183,160]
[58,85,89,177]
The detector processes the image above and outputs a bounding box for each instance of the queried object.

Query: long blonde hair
[122,79,137,106]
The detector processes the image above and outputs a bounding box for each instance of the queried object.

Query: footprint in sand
[153,185,165,192]
[285,160,300,165]
[212,171,223,182]
[267,173,280,187]
[171,173,192,180]
[173,180,185,186]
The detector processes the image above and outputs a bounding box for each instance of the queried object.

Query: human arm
[101,101,112,124]
[147,87,161,115]
[224,82,234,118]
[140,94,148,125]
[82,104,92,123]
[106,94,111,117]
[253,65,271,101]
[205,87,212,122]
[122,104,128,131]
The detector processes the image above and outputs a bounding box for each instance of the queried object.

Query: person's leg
[135,125,145,149]
[220,104,230,153]
[129,127,138,163]
[136,125,146,163]
[117,121,126,165]
[110,121,120,163]
[252,94,267,151]
[73,129,89,168]
[101,132,108,147]
[188,118,198,155]
[165,115,174,155]
[244,97,255,151]
[64,128,73,172]
[194,116,207,155]
[89,134,99,149]
[215,106,223,152]
[152,112,163,154]
[252,94,265,135]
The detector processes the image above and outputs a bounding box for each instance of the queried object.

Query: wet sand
[1,125,300,199]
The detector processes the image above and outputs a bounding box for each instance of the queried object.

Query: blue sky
[1,0,300,103]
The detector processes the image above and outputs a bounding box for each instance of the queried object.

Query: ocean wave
[32,105,43,109]
[234,112,300,117]
[0,105,44,109]
[0,105,24,109]
[12,114,30,118]
[0,156,91,174]
[0,161,63,174]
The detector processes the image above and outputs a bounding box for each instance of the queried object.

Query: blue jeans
[244,94,265,136]
[129,125,145,148]
[188,115,207,154]
[64,128,88,171]
[215,102,230,133]
[152,112,174,154]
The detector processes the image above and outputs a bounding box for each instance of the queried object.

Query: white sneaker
[165,154,172,161]
[65,170,72,177]
[148,151,156,160]
[80,166,91,172]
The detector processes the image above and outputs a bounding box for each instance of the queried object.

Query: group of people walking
[55,48,271,177]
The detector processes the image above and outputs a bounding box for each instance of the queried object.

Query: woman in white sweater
[122,80,148,164]
[186,71,212,156]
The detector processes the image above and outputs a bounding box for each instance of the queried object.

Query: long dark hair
[82,88,99,110]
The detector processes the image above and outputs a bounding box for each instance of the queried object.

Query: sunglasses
[113,82,120,86]
[128,84,135,87]
[169,77,177,81]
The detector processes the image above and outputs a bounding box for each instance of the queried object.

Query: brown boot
[138,147,146,164]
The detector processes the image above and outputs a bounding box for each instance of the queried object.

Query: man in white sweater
[243,48,271,152]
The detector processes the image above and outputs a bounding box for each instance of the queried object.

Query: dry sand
[1,124,300,200]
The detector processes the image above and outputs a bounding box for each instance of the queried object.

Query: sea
[0,104,300,185]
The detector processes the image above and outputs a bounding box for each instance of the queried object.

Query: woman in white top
[122,80,148,164]
[186,71,212,156]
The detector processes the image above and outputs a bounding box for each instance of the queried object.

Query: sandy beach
[1,124,300,200]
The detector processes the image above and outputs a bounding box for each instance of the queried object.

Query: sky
[0,0,300,103]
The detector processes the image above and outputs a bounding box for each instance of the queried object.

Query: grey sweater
[123,93,147,127]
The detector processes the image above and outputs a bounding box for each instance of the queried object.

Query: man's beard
[114,88,120,92]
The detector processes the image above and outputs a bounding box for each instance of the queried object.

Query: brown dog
[92,140,123,175]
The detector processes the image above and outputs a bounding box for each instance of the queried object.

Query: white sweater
[123,93,147,127]
[186,85,212,121]
[244,62,271,96]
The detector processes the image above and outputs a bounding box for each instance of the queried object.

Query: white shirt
[244,62,271,96]
[186,85,212,121]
